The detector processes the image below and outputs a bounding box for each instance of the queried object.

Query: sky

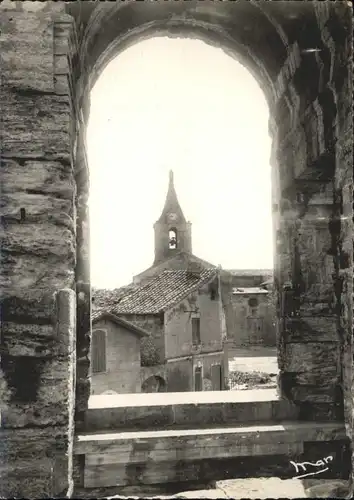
[87,37,273,289]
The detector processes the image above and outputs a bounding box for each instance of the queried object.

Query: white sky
[87,37,273,289]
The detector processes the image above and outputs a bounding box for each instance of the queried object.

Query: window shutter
[195,366,202,391]
[211,364,222,390]
[92,330,106,373]
[192,318,201,345]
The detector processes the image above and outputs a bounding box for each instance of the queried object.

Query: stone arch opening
[168,228,178,250]
[141,375,167,393]
[67,1,352,433]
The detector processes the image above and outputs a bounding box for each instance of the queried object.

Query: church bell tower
[153,170,192,264]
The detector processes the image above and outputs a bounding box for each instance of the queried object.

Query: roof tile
[113,269,217,315]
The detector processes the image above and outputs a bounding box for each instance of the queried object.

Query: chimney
[187,261,201,278]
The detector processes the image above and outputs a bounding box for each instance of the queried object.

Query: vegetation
[140,336,160,367]
[228,370,277,390]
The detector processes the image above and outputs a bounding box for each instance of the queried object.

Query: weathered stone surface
[0,11,54,92]
[1,289,76,358]
[290,385,338,403]
[1,357,70,428]
[0,290,56,322]
[0,426,68,461]
[1,158,75,218]
[2,322,60,358]
[1,89,72,161]
[284,343,340,386]
[1,223,75,259]
[0,458,55,498]
[0,251,75,291]
[284,316,339,343]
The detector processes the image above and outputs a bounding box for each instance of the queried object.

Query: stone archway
[0,1,352,497]
[141,375,167,393]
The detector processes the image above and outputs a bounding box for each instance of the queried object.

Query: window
[247,318,264,344]
[211,364,222,391]
[169,228,177,249]
[192,317,201,345]
[91,329,106,373]
[248,297,258,308]
[195,366,202,391]
[209,283,218,300]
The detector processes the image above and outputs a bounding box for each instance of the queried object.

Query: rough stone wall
[0,2,78,497]
[90,319,141,395]
[272,4,353,429]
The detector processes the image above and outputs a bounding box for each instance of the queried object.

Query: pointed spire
[157,170,186,223]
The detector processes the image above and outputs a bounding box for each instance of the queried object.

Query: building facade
[89,312,149,395]
[92,170,276,394]
[112,267,228,392]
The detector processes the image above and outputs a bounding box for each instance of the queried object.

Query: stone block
[1,89,72,161]
[290,385,339,403]
[0,458,55,498]
[1,223,75,259]
[0,250,75,292]
[2,322,60,358]
[1,157,75,212]
[284,316,339,342]
[0,11,54,92]
[0,426,68,462]
[0,290,56,323]
[1,357,71,428]
[2,289,75,358]
[284,343,340,386]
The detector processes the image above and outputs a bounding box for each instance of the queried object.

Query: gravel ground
[109,478,307,499]
[228,347,278,375]
[228,347,278,390]
[109,478,351,499]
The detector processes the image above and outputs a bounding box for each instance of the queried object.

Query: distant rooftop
[226,269,273,276]
[232,287,269,295]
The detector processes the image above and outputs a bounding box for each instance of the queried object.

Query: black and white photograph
[0,0,352,498]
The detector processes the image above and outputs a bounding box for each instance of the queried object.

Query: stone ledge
[88,389,280,409]
[75,422,347,489]
[85,391,298,432]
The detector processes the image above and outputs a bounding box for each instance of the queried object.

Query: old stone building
[92,171,276,391]
[221,271,277,348]
[89,311,149,395]
[93,266,228,392]
[91,170,277,396]
[130,170,277,347]
[224,286,276,347]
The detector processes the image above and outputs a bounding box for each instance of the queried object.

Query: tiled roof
[91,310,149,337]
[112,269,218,315]
[92,285,137,310]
